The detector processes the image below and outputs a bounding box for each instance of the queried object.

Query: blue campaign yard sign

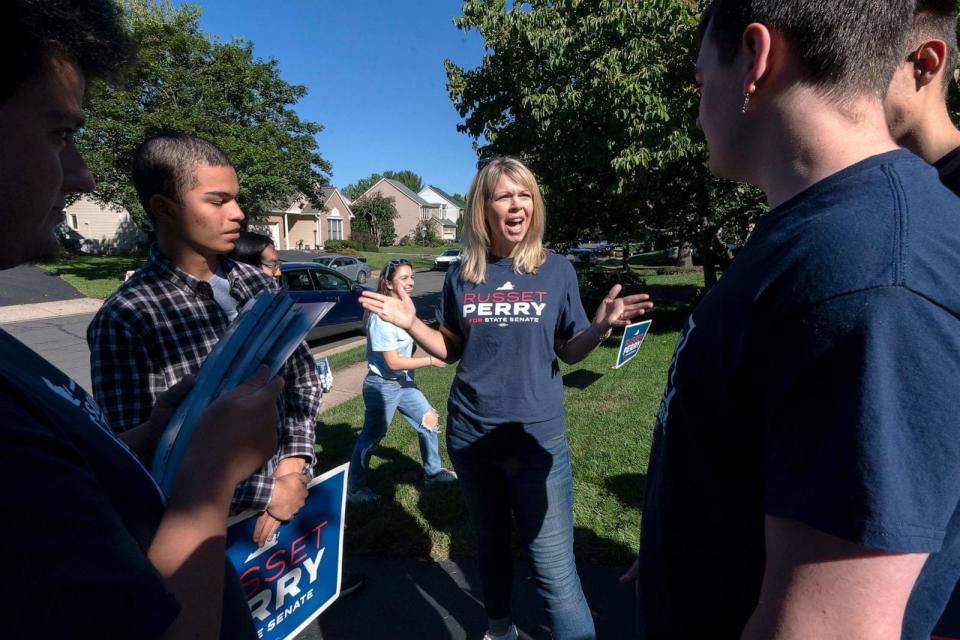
[226,462,348,640]
[614,320,652,369]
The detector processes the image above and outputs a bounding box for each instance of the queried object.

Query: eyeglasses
[384,258,411,279]
[261,260,281,270]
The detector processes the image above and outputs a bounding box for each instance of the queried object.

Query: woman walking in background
[347,258,458,503]
[359,157,652,639]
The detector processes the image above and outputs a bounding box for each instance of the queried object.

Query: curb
[0,298,103,324]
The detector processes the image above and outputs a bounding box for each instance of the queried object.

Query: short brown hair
[699,0,914,101]
[0,0,133,101]
[131,133,232,221]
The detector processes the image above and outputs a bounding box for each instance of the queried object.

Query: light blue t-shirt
[208,268,238,322]
[366,313,415,382]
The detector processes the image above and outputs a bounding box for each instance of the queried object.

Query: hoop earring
[741,91,753,114]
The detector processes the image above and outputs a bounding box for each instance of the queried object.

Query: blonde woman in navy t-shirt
[360,157,652,640]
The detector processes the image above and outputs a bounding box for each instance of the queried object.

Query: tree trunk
[697,180,719,289]
[621,238,631,270]
[676,242,694,268]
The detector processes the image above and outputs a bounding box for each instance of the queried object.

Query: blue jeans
[447,418,596,640]
[348,374,442,492]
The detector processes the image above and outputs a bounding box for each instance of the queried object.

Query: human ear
[914,40,947,89]
[741,23,773,97]
[149,194,178,223]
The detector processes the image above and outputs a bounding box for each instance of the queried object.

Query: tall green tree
[350,193,399,246]
[343,169,424,200]
[383,170,424,193]
[343,173,383,201]
[78,0,331,229]
[445,0,763,286]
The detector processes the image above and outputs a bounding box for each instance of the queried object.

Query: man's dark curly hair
[0,0,134,101]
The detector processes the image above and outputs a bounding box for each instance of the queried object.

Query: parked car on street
[311,254,372,283]
[280,262,369,341]
[433,248,462,270]
[565,247,596,266]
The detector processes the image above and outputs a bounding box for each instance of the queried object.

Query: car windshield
[314,257,333,266]
[442,249,459,256]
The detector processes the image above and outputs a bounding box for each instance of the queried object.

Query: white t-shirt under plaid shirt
[87,245,322,514]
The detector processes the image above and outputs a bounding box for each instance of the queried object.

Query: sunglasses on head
[384,258,411,279]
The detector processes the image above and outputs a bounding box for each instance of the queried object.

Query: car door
[309,267,364,325]
[340,257,359,281]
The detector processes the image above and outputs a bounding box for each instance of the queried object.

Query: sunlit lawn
[37,255,144,299]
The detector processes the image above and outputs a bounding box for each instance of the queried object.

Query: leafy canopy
[343,170,424,200]
[78,0,331,229]
[350,193,399,247]
[445,0,764,282]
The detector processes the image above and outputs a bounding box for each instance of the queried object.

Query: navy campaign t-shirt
[638,151,960,639]
[438,252,590,440]
[0,330,256,638]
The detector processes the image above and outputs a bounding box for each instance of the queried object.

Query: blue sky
[179,0,486,197]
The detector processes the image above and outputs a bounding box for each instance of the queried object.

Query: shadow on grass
[314,420,435,557]
[604,472,646,510]
[562,369,604,390]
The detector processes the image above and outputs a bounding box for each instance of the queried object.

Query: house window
[70,214,78,229]
[328,218,343,240]
[421,208,429,220]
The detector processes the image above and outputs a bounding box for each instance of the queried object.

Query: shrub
[351,232,380,252]
[577,268,647,317]
[325,239,359,252]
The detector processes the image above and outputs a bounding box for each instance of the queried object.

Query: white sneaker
[346,487,381,504]
[482,624,518,640]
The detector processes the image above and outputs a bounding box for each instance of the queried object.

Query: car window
[314,257,332,266]
[282,270,314,291]
[332,258,348,267]
[443,249,459,256]
[314,269,351,292]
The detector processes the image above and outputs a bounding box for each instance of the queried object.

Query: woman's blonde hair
[459,156,546,284]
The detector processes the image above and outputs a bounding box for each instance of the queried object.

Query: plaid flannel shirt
[87,245,322,514]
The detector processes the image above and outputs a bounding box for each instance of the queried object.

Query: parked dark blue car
[279,262,369,341]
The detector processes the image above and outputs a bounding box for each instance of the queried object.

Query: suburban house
[418,185,465,225]
[358,178,459,243]
[64,195,145,253]
[255,187,353,250]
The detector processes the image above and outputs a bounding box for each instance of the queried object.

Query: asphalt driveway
[0,264,83,306]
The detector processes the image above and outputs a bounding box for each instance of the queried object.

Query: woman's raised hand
[593,284,654,331]
[360,288,417,330]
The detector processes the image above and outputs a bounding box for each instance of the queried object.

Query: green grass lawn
[360,251,437,272]
[37,254,144,299]
[327,345,367,371]
[316,269,704,564]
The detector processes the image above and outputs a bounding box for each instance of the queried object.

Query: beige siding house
[256,188,353,250]
[64,195,146,253]
[359,178,458,244]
